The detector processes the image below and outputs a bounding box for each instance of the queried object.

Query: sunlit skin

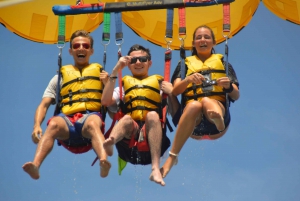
[22,33,111,180]
[127,51,152,79]
[69,36,94,70]
[101,48,170,186]
[193,27,216,62]
[160,26,240,178]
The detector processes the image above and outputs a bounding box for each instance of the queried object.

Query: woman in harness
[160,25,240,178]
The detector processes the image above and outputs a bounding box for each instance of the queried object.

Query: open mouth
[77,54,86,58]
[200,44,207,48]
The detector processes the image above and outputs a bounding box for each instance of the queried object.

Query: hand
[32,125,43,144]
[100,70,109,85]
[217,77,231,89]
[113,56,131,73]
[185,73,205,84]
[161,81,173,95]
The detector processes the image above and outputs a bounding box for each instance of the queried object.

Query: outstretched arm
[32,97,53,144]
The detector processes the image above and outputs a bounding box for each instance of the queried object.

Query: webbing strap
[178,7,186,36]
[115,11,123,96]
[115,12,123,44]
[54,15,65,115]
[102,12,111,69]
[163,49,172,126]
[165,8,174,39]
[57,15,65,44]
[118,51,123,99]
[223,3,230,109]
[178,7,186,80]
[102,12,111,41]
[223,3,230,33]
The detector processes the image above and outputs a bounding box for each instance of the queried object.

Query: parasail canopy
[0,0,299,49]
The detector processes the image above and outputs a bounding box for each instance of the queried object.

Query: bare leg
[146,112,165,186]
[161,101,202,178]
[202,97,225,132]
[82,115,111,178]
[103,115,136,156]
[22,117,69,179]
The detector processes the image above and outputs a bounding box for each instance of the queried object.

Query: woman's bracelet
[223,82,234,93]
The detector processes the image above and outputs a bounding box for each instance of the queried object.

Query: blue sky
[1,2,300,201]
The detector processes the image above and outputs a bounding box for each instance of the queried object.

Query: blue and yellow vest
[184,54,226,104]
[60,63,103,115]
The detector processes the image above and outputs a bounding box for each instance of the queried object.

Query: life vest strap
[61,76,100,89]
[60,98,101,107]
[61,89,102,99]
[123,96,161,108]
[124,84,160,95]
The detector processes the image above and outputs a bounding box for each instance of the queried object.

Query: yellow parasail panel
[0,0,103,44]
[262,0,300,25]
[121,0,260,49]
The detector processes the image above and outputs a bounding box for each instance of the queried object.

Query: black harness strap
[123,96,161,108]
[61,76,100,89]
[61,89,103,99]
[124,85,160,95]
[60,98,101,107]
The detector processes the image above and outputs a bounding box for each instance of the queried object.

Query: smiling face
[69,36,94,69]
[192,27,216,59]
[128,50,152,80]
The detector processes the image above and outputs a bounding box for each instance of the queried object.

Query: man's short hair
[70,30,94,48]
[127,44,151,60]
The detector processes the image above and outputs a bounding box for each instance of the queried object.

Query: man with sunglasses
[101,44,177,186]
[22,30,111,180]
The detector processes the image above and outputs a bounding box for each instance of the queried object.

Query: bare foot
[103,137,114,156]
[149,168,165,186]
[22,162,40,180]
[207,110,225,132]
[160,154,178,178]
[100,159,111,178]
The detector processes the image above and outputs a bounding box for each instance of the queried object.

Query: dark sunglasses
[130,56,149,64]
[72,43,91,50]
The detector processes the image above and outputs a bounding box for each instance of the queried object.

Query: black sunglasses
[130,56,149,64]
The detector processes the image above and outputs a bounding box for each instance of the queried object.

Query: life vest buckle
[79,89,88,93]
[79,98,89,102]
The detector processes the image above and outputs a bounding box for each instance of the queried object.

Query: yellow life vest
[60,63,103,115]
[184,54,226,104]
[122,75,163,121]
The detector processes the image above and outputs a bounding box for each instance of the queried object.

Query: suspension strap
[165,8,174,39]
[115,11,123,100]
[102,12,111,70]
[223,3,230,109]
[163,9,173,127]
[54,15,66,116]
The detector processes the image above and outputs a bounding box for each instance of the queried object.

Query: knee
[46,118,65,138]
[146,111,159,123]
[85,120,96,131]
[119,115,135,126]
[185,101,202,115]
[47,118,62,132]
[200,97,210,104]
